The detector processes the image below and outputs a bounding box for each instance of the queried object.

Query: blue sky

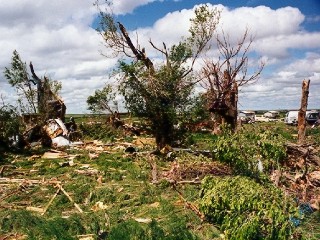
[111,0,320,31]
[0,0,319,113]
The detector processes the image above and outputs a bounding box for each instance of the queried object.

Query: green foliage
[4,50,37,113]
[0,210,80,239]
[298,211,320,239]
[0,104,21,148]
[186,93,212,130]
[87,83,118,114]
[79,122,121,141]
[118,49,196,148]
[95,4,220,149]
[212,127,286,177]
[4,50,29,86]
[108,218,199,240]
[199,176,301,240]
[188,4,220,50]
[4,50,63,114]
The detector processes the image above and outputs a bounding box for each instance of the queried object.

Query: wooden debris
[134,217,152,223]
[91,201,108,211]
[0,177,61,185]
[26,206,44,213]
[74,169,99,176]
[77,234,95,240]
[41,186,61,215]
[174,187,205,221]
[57,184,83,213]
[42,150,68,159]
[148,155,158,183]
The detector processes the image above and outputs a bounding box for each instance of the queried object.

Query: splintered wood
[271,143,320,209]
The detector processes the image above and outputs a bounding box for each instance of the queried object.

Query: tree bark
[154,113,174,150]
[219,71,238,131]
[298,79,310,144]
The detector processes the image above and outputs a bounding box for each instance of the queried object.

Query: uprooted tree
[200,29,264,132]
[4,50,65,122]
[97,2,221,149]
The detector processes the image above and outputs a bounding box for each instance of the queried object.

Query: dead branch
[41,185,61,215]
[57,184,83,213]
[118,22,154,74]
[0,177,61,185]
[29,62,41,84]
[174,186,205,221]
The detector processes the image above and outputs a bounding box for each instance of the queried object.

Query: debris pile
[159,159,232,184]
[271,143,320,210]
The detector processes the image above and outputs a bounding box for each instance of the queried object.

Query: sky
[0,0,320,114]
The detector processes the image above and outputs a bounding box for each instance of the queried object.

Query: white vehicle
[284,110,316,125]
[284,111,298,125]
[263,111,280,119]
[255,116,270,122]
[239,111,255,123]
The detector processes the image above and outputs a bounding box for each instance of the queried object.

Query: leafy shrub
[0,104,20,148]
[212,128,286,178]
[199,176,301,240]
[79,122,121,141]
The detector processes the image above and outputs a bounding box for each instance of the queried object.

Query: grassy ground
[0,120,319,239]
[0,138,221,239]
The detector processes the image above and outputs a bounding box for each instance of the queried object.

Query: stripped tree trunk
[298,79,310,144]
[223,71,238,131]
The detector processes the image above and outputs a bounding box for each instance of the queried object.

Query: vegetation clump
[212,126,286,178]
[0,104,21,149]
[199,175,301,240]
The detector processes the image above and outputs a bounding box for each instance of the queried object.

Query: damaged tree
[97,2,220,149]
[29,62,66,122]
[4,50,65,122]
[298,79,310,144]
[4,50,69,148]
[200,29,264,132]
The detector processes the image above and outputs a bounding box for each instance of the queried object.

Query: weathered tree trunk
[298,79,310,144]
[220,71,238,131]
[154,114,174,150]
[224,80,238,130]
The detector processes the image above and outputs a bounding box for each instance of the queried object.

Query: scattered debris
[133,217,152,223]
[91,201,108,211]
[42,150,68,159]
[271,143,320,210]
[160,160,232,184]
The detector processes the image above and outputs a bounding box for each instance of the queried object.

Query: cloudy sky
[0,0,319,113]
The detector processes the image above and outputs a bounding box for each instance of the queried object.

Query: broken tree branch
[41,185,61,215]
[174,186,205,221]
[57,184,83,213]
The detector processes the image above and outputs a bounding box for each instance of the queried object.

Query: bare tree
[200,29,264,132]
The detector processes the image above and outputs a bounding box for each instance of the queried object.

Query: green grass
[0,146,221,239]
[1,120,319,239]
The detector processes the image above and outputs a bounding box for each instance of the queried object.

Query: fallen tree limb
[41,185,61,215]
[174,187,205,221]
[0,177,61,185]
